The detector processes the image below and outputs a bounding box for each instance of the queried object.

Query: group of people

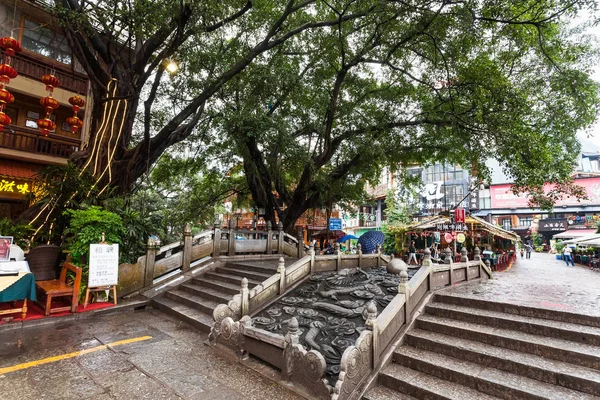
[519,244,533,259]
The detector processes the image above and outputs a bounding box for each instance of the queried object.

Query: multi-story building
[0,0,90,219]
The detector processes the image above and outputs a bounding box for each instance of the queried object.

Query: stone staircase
[364,292,600,400]
[152,259,281,333]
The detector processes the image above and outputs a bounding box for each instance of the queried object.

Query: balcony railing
[0,125,80,159]
[12,51,89,94]
[359,218,377,227]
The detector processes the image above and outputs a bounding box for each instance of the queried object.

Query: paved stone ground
[0,308,302,400]
[441,252,600,318]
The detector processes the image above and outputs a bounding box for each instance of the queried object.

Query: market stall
[405,214,519,270]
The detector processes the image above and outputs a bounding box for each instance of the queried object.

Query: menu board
[0,236,13,261]
[88,243,119,287]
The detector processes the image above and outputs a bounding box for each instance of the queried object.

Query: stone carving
[283,317,333,399]
[208,315,251,358]
[208,293,243,345]
[332,329,374,400]
[253,266,416,385]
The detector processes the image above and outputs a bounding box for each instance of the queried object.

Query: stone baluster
[228,218,235,256]
[182,223,192,271]
[266,220,273,254]
[358,243,363,269]
[444,247,453,264]
[376,244,382,267]
[335,242,342,271]
[460,247,468,263]
[315,241,321,255]
[473,246,481,261]
[365,301,379,368]
[398,262,410,320]
[422,247,432,267]
[144,237,159,287]
[277,257,286,294]
[277,221,284,254]
[297,228,304,258]
[283,317,300,380]
[240,277,249,316]
[213,216,221,257]
[309,242,316,273]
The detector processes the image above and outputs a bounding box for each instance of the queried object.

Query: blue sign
[329,218,343,231]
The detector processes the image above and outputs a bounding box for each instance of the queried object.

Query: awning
[560,233,600,244]
[0,159,41,179]
[406,214,519,242]
[553,229,598,239]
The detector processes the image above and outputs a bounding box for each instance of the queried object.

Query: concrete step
[216,266,273,282]
[165,289,219,315]
[362,385,418,400]
[192,277,242,295]
[180,283,231,303]
[152,297,213,333]
[425,302,600,346]
[204,272,262,287]
[434,293,600,328]
[393,346,600,400]
[378,363,501,400]
[225,261,280,274]
[416,314,600,369]
[406,328,600,396]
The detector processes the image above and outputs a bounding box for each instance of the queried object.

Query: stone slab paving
[441,252,600,318]
[0,307,302,400]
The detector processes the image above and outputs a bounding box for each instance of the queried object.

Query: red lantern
[0,112,11,130]
[40,96,59,113]
[68,95,85,108]
[0,37,22,57]
[41,74,60,92]
[0,88,14,105]
[66,115,83,132]
[37,118,56,136]
[0,64,17,84]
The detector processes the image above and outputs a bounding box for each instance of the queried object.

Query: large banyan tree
[32,0,599,232]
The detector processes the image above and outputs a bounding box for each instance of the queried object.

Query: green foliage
[63,207,124,266]
[532,232,544,247]
[0,218,34,249]
[555,242,565,254]
[381,190,415,254]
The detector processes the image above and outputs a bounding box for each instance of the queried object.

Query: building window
[25,111,40,129]
[502,218,512,230]
[519,217,532,227]
[21,19,72,65]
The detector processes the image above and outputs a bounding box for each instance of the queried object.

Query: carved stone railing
[208,246,493,400]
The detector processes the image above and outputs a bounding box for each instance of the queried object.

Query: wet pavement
[0,307,302,400]
[442,252,600,318]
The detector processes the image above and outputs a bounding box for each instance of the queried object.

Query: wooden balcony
[12,51,88,94]
[0,125,80,160]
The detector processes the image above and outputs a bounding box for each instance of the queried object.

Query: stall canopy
[553,229,598,240]
[408,214,519,242]
[560,233,600,245]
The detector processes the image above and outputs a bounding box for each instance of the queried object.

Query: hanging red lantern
[66,115,83,132]
[0,64,17,84]
[37,118,55,136]
[40,96,59,113]
[0,37,22,57]
[41,74,60,92]
[0,112,11,130]
[68,95,85,109]
[0,88,14,105]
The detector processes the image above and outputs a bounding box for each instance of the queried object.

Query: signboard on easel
[85,241,119,307]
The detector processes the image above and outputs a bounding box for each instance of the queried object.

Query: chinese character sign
[0,179,30,195]
[88,244,119,287]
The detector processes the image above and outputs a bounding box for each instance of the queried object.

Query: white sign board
[88,244,119,287]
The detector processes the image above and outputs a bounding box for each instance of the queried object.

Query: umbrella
[358,231,385,254]
[311,230,347,239]
[336,234,358,243]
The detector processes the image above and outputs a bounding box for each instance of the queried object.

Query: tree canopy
[30,0,600,233]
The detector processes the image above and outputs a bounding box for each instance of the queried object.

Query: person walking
[563,245,575,266]
[525,244,532,259]
[408,241,418,266]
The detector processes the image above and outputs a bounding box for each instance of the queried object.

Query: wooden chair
[35,262,82,316]
[26,245,61,281]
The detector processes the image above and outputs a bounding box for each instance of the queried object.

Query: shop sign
[436,223,468,231]
[329,218,343,231]
[568,214,599,229]
[538,218,567,232]
[0,179,30,195]
[456,233,466,243]
[88,243,119,287]
[454,208,465,223]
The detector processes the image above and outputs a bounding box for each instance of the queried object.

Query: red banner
[454,208,465,223]
[490,178,600,209]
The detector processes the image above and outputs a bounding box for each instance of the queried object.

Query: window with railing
[21,19,72,65]
[519,217,532,227]
[502,219,512,231]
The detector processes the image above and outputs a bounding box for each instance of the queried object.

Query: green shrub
[0,218,34,249]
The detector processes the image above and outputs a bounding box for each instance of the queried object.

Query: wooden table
[0,261,35,319]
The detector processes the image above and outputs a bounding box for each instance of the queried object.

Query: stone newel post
[277,257,286,294]
[144,237,159,287]
[277,221,284,254]
[182,223,192,271]
[213,216,221,257]
[474,246,481,261]
[266,220,273,254]
[460,247,468,263]
[240,277,249,316]
[365,301,379,368]
[228,218,235,256]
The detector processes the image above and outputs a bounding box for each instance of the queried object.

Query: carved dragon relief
[332,330,373,400]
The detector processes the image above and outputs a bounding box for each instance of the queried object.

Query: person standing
[525,244,532,259]
[563,246,575,266]
[408,241,418,266]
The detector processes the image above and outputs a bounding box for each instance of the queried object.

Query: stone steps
[152,261,268,334]
[363,294,600,399]
[405,329,600,396]
[216,266,274,282]
[225,261,280,275]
